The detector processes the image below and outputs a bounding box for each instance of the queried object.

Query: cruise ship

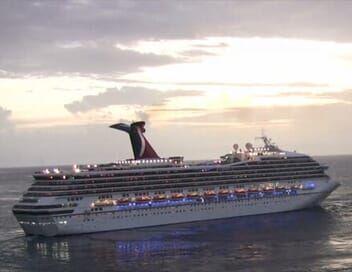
[13,121,339,236]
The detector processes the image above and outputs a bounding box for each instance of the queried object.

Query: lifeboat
[234,188,247,195]
[187,192,200,198]
[263,187,274,192]
[275,186,286,191]
[203,191,216,198]
[218,189,230,196]
[248,188,259,193]
[290,184,300,190]
[171,193,184,200]
[117,197,130,204]
[94,199,116,207]
[153,194,167,201]
[135,196,152,203]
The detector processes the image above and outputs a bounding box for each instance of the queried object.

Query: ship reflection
[115,239,199,256]
[26,238,70,263]
[23,208,337,271]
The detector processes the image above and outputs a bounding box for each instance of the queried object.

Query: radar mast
[255,131,280,151]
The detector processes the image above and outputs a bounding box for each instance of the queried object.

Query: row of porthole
[89,198,291,218]
[67,197,83,202]
[101,191,299,211]
[53,196,302,224]
[19,221,55,226]
[88,193,299,214]
[52,194,302,223]
[90,197,297,217]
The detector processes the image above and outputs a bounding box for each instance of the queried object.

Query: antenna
[261,128,266,137]
[255,129,280,151]
[255,135,271,148]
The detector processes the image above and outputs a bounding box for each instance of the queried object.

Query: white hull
[16,179,339,237]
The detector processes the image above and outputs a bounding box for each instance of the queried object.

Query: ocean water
[0,156,351,272]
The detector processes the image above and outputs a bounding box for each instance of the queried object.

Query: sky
[1,0,352,167]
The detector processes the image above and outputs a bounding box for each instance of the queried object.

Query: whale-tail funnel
[110,121,160,160]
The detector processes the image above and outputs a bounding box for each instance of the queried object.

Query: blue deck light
[303,182,316,190]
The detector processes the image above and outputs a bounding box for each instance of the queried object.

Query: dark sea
[0,156,351,272]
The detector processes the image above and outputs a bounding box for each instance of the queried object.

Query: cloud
[167,81,329,88]
[0,106,13,130]
[3,1,352,43]
[135,110,150,124]
[193,42,229,48]
[274,89,352,103]
[95,77,329,88]
[1,102,352,167]
[149,108,206,112]
[170,101,352,128]
[0,43,178,76]
[170,107,291,126]
[178,49,217,58]
[316,89,352,103]
[64,86,203,113]
[1,1,352,77]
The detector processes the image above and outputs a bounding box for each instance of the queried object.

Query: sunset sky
[1,0,352,167]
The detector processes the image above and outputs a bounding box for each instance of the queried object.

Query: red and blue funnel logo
[110,121,159,160]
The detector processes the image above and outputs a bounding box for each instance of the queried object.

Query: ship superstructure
[13,121,339,236]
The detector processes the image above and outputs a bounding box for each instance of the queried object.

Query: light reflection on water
[26,240,70,263]
[2,208,339,272]
[0,205,349,272]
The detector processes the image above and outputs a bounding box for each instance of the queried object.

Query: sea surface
[0,156,351,272]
